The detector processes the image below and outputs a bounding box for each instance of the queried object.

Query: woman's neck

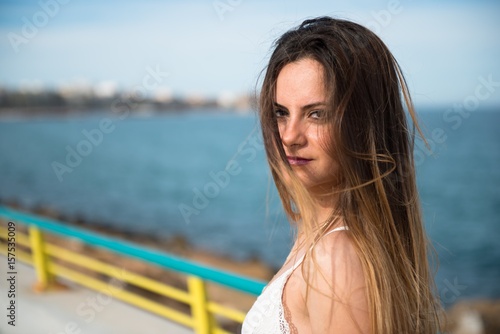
[295,190,340,237]
[312,190,339,224]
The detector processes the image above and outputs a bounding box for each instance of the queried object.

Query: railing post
[188,275,212,334]
[29,225,53,291]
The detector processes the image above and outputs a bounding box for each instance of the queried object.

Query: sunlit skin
[275,57,340,223]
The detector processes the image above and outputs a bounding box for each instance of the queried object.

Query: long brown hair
[259,17,442,333]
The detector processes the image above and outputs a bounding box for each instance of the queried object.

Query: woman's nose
[280,117,306,149]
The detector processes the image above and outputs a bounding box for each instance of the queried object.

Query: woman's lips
[287,156,312,166]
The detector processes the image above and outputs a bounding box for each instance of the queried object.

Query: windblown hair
[259,17,442,333]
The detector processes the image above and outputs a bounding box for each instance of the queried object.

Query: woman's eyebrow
[301,102,326,110]
[273,102,287,110]
[273,101,326,111]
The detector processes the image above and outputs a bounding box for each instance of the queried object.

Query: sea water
[0,107,499,304]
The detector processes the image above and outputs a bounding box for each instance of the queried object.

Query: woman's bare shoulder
[310,229,363,276]
[301,230,370,333]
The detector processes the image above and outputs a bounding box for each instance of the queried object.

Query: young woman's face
[275,57,339,193]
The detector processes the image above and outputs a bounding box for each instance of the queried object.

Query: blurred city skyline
[1,0,500,106]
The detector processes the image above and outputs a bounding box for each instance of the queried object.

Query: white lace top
[242,226,348,334]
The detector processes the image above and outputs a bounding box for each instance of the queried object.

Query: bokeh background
[1,0,499,333]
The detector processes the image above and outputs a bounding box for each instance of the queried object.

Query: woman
[242,17,442,333]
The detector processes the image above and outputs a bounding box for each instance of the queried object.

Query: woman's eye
[274,109,288,117]
[310,110,324,119]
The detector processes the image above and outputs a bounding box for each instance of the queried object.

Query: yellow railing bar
[0,227,32,265]
[0,220,254,333]
[1,229,246,332]
[47,261,195,328]
[207,301,246,323]
[44,243,192,304]
[212,328,232,334]
[0,226,31,247]
[0,249,32,265]
[0,226,193,305]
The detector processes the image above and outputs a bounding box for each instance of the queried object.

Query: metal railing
[0,206,266,334]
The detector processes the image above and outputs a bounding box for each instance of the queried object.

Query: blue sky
[1,0,499,105]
